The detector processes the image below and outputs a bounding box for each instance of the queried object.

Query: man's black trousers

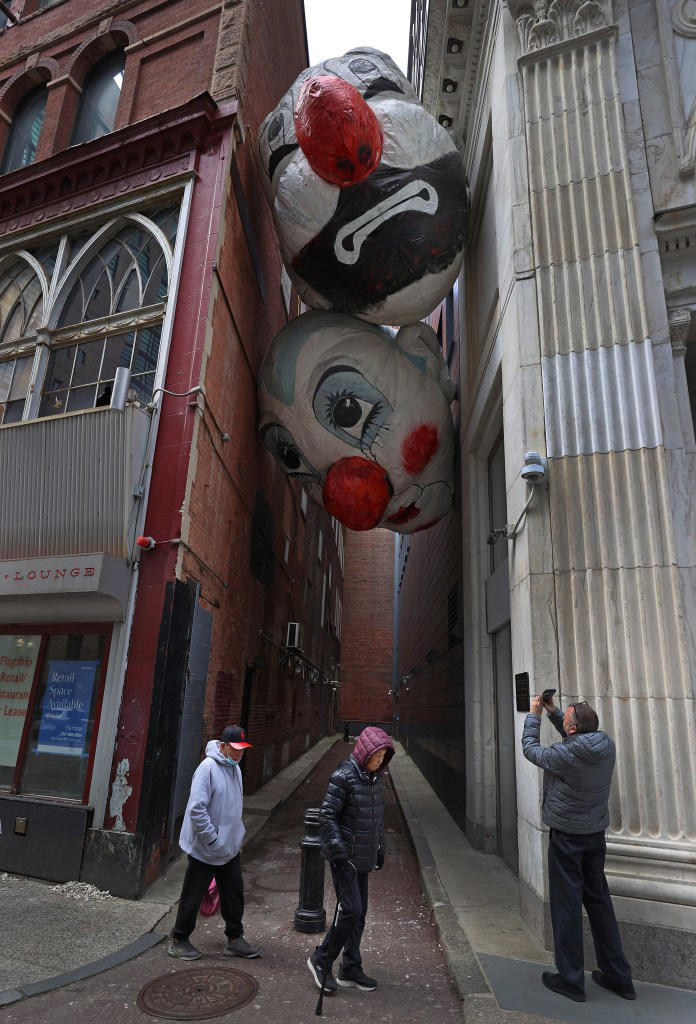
[172,853,244,941]
[548,828,632,994]
[315,864,369,974]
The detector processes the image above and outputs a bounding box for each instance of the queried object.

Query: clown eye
[313,365,392,452]
[261,104,299,181]
[261,423,318,479]
[333,396,362,428]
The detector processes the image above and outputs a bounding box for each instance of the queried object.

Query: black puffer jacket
[320,726,394,873]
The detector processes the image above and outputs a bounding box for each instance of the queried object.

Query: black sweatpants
[548,828,632,994]
[315,864,369,974]
[172,853,244,941]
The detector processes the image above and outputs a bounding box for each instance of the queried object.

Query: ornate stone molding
[509,0,614,55]
[0,95,235,240]
[672,0,696,37]
[669,307,692,356]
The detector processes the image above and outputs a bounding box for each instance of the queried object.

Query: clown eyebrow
[315,364,361,390]
[363,77,404,100]
[268,142,299,180]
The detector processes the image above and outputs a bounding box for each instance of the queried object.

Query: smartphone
[542,688,556,702]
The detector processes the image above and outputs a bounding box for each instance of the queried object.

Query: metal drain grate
[137,966,258,1020]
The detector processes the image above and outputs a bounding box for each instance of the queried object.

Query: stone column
[508,0,696,910]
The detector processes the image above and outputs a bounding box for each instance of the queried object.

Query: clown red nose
[323,456,392,530]
[293,76,383,187]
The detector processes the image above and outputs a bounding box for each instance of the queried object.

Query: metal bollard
[343,720,349,742]
[294,807,326,933]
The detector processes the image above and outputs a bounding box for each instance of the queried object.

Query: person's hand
[375,850,385,870]
[543,695,556,712]
[530,695,544,716]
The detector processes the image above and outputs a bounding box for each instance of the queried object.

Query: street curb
[387,753,491,1016]
[0,932,166,1005]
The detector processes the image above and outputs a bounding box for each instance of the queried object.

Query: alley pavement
[1,736,694,1024]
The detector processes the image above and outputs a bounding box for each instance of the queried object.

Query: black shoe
[541,972,586,1002]
[224,936,262,958]
[168,937,202,960]
[337,967,377,991]
[307,953,337,994]
[592,970,636,1000]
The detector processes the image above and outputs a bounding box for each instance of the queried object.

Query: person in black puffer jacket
[307,726,394,996]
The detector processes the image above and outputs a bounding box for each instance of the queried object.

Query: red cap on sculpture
[293,75,383,187]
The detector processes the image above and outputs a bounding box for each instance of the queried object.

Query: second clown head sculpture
[258,48,468,325]
[258,311,456,534]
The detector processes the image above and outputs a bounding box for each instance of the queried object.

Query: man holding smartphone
[522,692,635,1003]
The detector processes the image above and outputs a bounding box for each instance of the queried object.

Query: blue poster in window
[36,661,98,757]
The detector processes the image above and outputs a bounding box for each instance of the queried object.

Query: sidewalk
[2,738,461,1024]
[2,735,695,1024]
[389,741,696,1024]
[0,733,340,1008]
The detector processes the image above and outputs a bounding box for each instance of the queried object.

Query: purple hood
[352,726,395,774]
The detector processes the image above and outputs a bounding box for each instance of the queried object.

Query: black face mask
[292,153,469,315]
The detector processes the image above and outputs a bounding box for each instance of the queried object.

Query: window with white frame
[0,204,180,426]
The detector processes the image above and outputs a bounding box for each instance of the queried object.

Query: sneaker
[337,967,377,991]
[541,972,585,1002]
[224,936,262,959]
[592,970,636,1000]
[168,937,202,960]
[307,953,337,994]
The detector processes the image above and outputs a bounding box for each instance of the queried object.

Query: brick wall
[340,530,394,728]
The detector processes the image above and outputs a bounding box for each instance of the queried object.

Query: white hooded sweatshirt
[179,740,246,865]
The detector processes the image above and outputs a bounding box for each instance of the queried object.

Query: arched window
[2,87,47,173]
[0,256,44,424]
[38,208,177,416]
[71,50,125,146]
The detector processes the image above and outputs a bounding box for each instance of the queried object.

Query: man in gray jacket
[522,695,634,1003]
[168,725,262,961]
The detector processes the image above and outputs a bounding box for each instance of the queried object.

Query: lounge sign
[0,555,107,595]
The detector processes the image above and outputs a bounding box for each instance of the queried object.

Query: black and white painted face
[258,48,469,325]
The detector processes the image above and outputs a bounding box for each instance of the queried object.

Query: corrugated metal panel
[0,408,138,559]
[542,339,663,458]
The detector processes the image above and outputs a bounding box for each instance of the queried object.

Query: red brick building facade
[0,0,343,896]
[339,530,394,734]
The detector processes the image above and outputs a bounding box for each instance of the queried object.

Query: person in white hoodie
[168,725,262,961]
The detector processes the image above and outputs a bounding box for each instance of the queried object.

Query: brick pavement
[3,742,461,1023]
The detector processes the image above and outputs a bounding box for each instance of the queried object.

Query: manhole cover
[137,966,258,1020]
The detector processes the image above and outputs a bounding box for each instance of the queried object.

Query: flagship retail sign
[0,635,40,767]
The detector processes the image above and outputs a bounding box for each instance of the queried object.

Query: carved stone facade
[408,0,696,985]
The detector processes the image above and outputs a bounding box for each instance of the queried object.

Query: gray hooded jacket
[179,740,246,865]
[522,709,615,834]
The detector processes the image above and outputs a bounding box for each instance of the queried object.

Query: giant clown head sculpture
[258,48,468,325]
[258,311,456,534]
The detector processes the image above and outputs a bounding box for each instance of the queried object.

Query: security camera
[521,451,547,485]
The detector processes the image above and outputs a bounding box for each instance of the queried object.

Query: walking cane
[315,896,341,1017]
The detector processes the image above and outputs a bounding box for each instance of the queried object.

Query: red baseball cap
[220,725,252,749]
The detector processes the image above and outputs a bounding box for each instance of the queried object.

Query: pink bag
[200,878,220,917]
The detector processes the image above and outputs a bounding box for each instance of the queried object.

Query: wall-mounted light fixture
[447,37,464,53]
[439,115,453,128]
[443,78,458,93]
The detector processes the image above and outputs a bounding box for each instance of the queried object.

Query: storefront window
[0,627,109,801]
[0,635,40,788]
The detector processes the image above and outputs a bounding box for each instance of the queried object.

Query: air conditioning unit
[286,621,303,650]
